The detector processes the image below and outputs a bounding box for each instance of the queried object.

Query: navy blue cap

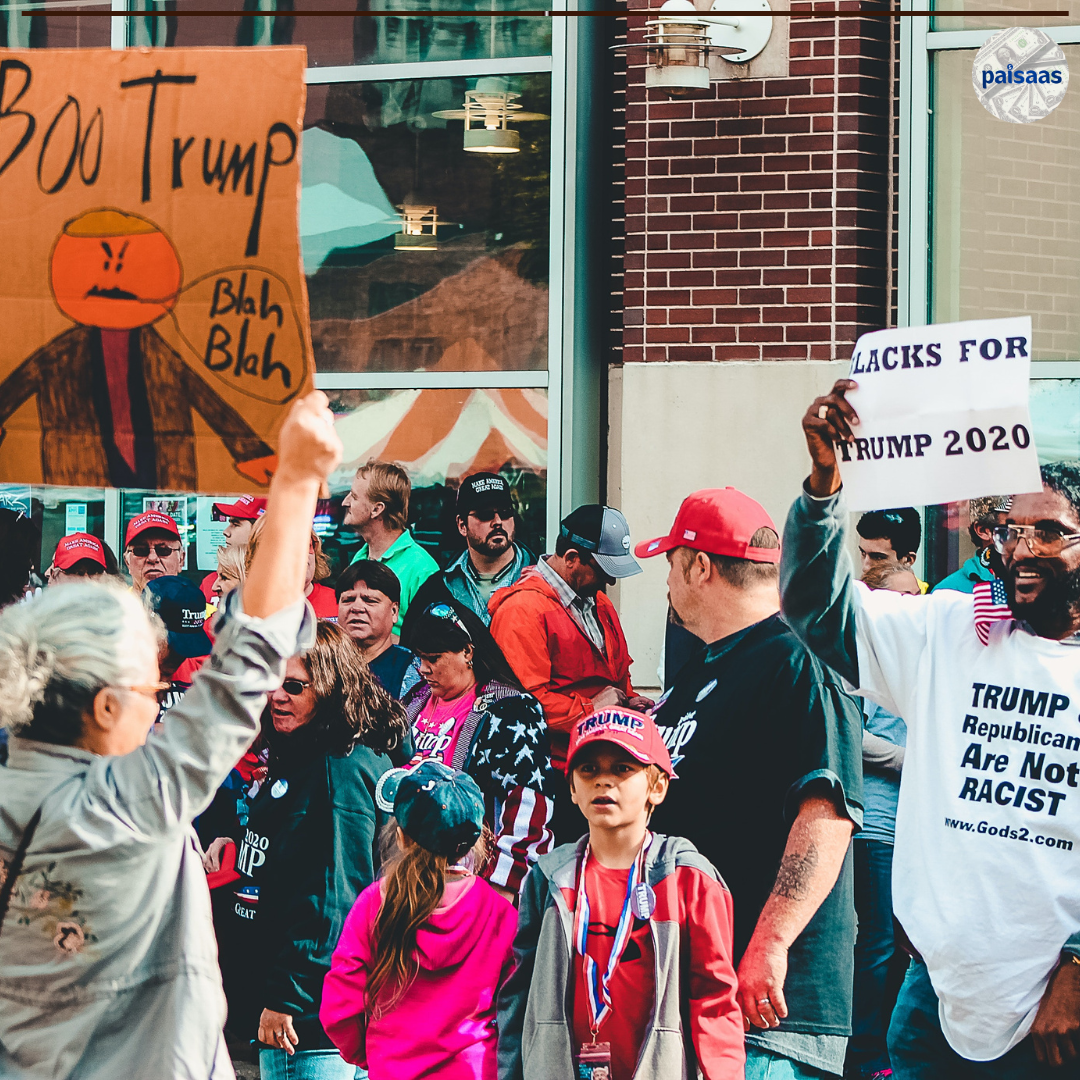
[376,760,484,859]
[143,575,212,659]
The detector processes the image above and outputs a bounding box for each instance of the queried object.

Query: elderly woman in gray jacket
[0,392,342,1080]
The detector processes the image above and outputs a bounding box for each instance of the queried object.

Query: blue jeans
[848,838,896,1077]
[745,1047,832,1079]
[887,959,1080,1079]
[258,1048,361,1080]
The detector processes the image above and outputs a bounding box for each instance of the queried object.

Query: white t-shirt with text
[852,583,1080,1060]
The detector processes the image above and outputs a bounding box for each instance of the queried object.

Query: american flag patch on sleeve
[972,578,1013,645]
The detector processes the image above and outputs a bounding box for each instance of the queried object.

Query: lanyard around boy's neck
[573,831,653,1038]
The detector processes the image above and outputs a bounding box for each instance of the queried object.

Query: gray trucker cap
[559,504,642,579]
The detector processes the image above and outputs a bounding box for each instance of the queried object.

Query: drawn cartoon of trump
[0,208,277,489]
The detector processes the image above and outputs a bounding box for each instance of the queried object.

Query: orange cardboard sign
[0,47,311,493]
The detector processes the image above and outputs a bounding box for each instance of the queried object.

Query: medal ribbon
[572,831,652,1036]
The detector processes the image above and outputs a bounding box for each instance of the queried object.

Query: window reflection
[325,386,547,562]
[932,0,1069,33]
[1,6,110,47]
[303,75,551,372]
[931,48,1080,359]
[136,0,551,64]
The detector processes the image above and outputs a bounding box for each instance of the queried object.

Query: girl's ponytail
[366,825,449,1017]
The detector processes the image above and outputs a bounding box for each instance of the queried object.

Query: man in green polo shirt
[343,459,438,636]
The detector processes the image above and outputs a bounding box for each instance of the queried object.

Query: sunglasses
[128,543,181,559]
[992,524,1080,558]
[426,603,472,641]
[469,507,513,523]
[280,678,312,696]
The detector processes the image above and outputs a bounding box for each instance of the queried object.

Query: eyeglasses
[280,678,312,695]
[128,543,181,559]
[992,524,1080,558]
[122,681,172,700]
[425,603,472,641]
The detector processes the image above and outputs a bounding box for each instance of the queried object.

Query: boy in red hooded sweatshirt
[497,708,745,1080]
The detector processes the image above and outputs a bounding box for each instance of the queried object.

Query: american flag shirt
[402,680,556,893]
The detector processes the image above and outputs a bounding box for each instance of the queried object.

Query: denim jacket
[0,593,313,1080]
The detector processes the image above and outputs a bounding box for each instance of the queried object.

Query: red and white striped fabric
[973,578,1014,645]
[486,786,554,894]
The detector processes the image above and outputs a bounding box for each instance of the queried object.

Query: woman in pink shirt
[320,761,516,1080]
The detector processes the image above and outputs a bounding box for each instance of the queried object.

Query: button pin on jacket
[271,779,288,798]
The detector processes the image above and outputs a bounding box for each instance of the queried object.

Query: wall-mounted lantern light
[616,0,773,94]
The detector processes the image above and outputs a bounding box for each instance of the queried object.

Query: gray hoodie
[497,833,744,1080]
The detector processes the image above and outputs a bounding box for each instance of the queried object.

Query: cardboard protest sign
[0,47,312,494]
[838,317,1043,510]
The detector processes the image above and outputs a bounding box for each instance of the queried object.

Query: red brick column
[614,0,895,365]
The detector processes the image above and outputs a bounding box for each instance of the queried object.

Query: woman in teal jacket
[214,620,409,1079]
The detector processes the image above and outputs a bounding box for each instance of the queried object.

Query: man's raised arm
[778,379,862,686]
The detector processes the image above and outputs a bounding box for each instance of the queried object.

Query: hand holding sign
[806,318,1043,511]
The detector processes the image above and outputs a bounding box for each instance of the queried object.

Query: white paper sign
[195,497,230,571]
[65,503,87,534]
[838,317,1043,510]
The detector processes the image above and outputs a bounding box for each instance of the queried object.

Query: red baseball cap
[634,488,780,564]
[53,532,106,571]
[125,511,181,547]
[213,495,267,520]
[567,708,676,778]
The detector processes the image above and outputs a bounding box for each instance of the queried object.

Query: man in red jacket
[489,504,652,839]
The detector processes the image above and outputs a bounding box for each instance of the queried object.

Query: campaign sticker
[972,27,1068,123]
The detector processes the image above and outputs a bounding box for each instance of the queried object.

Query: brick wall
[611,0,897,365]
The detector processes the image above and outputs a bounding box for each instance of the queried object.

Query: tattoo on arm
[771,843,819,900]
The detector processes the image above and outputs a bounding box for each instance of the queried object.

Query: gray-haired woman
[0,392,342,1080]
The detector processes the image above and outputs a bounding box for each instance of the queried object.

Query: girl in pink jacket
[321,760,517,1080]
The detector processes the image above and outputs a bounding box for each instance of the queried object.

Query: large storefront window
[908,5,1080,584]
[0,9,557,590]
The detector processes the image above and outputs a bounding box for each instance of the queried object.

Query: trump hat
[567,707,676,778]
[142,576,212,658]
[125,511,181,547]
[635,488,780,564]
[53,532,106,571]
[213,494,267,520]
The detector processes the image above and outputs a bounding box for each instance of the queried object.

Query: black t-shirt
[651,613,863,1035]
[368,644,416,700]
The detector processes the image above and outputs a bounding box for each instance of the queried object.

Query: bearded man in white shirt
[780,377,1080,1078]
